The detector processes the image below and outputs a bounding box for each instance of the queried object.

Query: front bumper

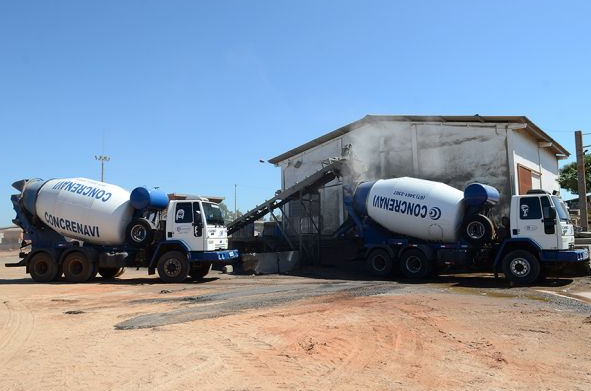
[189,249,239,263]
[540,248,590,262]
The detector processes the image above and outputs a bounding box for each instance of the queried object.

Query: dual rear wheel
[366,248,433,279]
[366,247,542,286]
[29,253,60,282]
[28,252,125,283]
[62,252,97,283]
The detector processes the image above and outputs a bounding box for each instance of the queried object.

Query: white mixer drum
[366,177,465,242]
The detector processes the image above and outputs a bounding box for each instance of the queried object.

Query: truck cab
[139,198,239,283]
[166,199,228,251]
[510,191,574,251]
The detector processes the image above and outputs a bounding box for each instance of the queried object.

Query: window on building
[518,165,542,195]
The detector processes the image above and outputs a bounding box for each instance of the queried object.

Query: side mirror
[548,208,556,219]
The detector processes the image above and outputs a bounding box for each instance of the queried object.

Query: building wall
[279,120,560,234]
[511,129,560,195]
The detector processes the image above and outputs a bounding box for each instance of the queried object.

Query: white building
[269,115,569,234]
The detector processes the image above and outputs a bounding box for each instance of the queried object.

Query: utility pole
[234,184,237,218]
[575,130,588,231]
[95,155,111,182]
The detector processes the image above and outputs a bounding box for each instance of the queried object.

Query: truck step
[5,259,26,267]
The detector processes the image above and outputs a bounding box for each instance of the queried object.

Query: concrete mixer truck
[341,177,588,285]
[7,177,239,283]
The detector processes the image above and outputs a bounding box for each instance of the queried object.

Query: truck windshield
[202,202,225,226]
[551,196,570,222]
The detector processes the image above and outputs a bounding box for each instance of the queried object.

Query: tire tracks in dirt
[0,298,35,367]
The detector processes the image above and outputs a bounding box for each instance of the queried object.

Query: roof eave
[268,115,570,164]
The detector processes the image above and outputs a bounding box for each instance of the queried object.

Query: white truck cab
[166,199,229,251]
[510,191,574,251]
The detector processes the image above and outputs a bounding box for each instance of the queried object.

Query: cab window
[519,197,542,220]
[175,202,193,223]
[541,196,552,219]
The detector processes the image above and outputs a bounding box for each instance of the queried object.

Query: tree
[558,155,591,194]
[218,201,242,223]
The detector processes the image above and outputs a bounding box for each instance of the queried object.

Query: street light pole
[234,184,237,218]
[95,155,111,182]
[575,130,588,231]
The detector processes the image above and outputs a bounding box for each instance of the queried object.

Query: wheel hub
[164,258,182,277]
[70,260,83,275]
[373,255,387,272]
[34,261,48,275]
[406,256,422,273]
[510,258,530,277]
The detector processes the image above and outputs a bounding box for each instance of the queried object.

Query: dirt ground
[1,251,591,391]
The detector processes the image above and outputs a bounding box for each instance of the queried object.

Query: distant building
[0,226,23,249]
[269,115,569,234]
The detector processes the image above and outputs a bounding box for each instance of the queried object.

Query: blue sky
[1,1,590,226]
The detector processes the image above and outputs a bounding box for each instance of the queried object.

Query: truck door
[514,195,558,250]
[171,202,206,251]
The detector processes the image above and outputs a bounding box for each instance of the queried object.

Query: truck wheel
[125,218,154,247]
[98,267,124,279]
[189,262,213,279]
[29,252,59,282]
[63,252,95,283]
[400,249,432,279]
[502,250,540,286]
[157,251,189,283]
[366,249,393,277]
[463,214,494,245]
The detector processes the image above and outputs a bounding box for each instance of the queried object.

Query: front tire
[502,250,540,286]
[29,252,60,282]
[366,248,393,277]
[400,249,432,279]
[63,252,95,283]
[157,251,189,283]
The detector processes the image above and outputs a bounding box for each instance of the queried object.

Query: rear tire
[189,262,213,279]
[157,251,189,283]
[366,248,393,277]
[29,252,59,283]
[502,250,540,286]
[400,249,432,279]
[463,214,494,245]
[125,218,154,247]
[98,267,125,279]
[63,252,95,283]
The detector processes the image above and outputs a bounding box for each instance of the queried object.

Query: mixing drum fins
[12,179,27,191]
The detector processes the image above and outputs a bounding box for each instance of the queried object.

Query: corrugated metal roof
[268,115,570,164]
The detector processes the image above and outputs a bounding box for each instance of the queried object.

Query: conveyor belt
[227,159,344,235]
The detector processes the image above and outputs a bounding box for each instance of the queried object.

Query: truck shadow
[287,265,576,289]
[0,277,219,285]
